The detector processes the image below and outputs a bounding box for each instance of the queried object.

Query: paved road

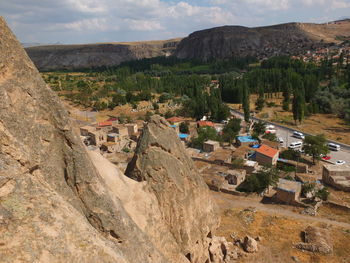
[213,192,350,229]
[230,109,350,165]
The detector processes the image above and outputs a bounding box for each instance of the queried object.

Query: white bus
[328,143,341,151]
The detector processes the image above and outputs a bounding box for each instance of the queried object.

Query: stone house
[80,125,95,136]
[208,149,232,165]
[96,121,113,133]
[203,140,220,152]
[255,144,279,166]
[88,130,107,146]
[166,116,184,126]
[225,169,246,186]
[125,123,138,137]
[322,164,350,192]
[112,125,129,137]
[107,133,119,143]
[100,142,118,153]
[275,178,302,205]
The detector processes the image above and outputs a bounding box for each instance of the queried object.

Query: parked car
[321,155,331,161]
[335,160,346,165]
[293,131,305,140]
[278,137,284,144]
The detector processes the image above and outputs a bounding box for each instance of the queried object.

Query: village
[79,111,350,216]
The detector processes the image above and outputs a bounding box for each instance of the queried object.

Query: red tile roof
[98,121,113,127]
[166,116,184,123]
[197,121,214,127]
[106,117,118,122]
[255,144,279,158]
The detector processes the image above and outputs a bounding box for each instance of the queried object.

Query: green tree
[292,88,305,124]
[237,165,279,193]
[253,121,266,136]
[222,118,241,143]
[242,81,250,122]
[179,122,189,134]
[190,127,218,149]
[302,134,329,164]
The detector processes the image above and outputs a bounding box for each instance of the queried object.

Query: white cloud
[124,19,164,31]
[1,0,350,43]
[331,0,350,9]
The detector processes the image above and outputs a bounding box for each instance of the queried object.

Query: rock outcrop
[175,20,350,61]
[295,226,333,254]
[126,115,219,262]
[0,17,216,263]
[242,236,258,253]
[25,38,181,71]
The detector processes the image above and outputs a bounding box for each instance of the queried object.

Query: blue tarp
[178,133,189,139]
[251,144,260,148]
[237,136,258,143]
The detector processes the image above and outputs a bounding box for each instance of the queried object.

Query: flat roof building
[276,178,302,205]
[323,164,350,192]
[203,140,220,152]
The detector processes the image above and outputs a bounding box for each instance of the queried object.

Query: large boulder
[126,115,219,262]
[242,236,258,253]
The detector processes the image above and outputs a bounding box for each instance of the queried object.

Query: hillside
[25,38,181,71]
[175,20,350,61]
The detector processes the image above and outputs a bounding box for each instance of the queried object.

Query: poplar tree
[242,81,250,122]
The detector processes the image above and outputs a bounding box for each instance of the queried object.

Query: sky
[1,0,350,44]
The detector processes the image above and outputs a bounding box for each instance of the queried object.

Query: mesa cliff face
[25,38,181,71]
[0,17,218,263]
[175,20,350,60]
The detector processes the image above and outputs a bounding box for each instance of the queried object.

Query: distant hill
[25,38,181,71]
[175,20,350,60]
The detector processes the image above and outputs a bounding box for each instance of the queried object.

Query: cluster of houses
[80,118,141,155]
[292,45,350,65]
[79,113,350,208]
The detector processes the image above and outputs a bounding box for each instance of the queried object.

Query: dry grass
[215,196,350,263]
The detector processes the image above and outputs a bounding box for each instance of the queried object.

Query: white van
[289,141,303,149]
[328,143,341,151]
[293,131,305,140]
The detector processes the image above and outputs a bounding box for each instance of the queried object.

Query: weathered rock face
[0,16,170,263]
[25,38,181,71]
[0,17,216,263]
[175,20,350,61]
[126,115,219,262]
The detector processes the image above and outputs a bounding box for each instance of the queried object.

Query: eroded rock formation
[126,115,219,262]
[0,17,219,263]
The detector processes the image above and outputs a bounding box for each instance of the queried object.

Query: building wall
[323,167,350,192]
[256,153,273,165]
[203,143,219,152]
[276,189,299,204]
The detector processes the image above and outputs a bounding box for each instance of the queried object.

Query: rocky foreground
[0,16,242,263]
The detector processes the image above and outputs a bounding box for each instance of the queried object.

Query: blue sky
[1,0,350,44]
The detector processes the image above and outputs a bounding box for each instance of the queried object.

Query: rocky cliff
[25,38,181,71]
[175,20,350,61]
[0,17,217,263]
